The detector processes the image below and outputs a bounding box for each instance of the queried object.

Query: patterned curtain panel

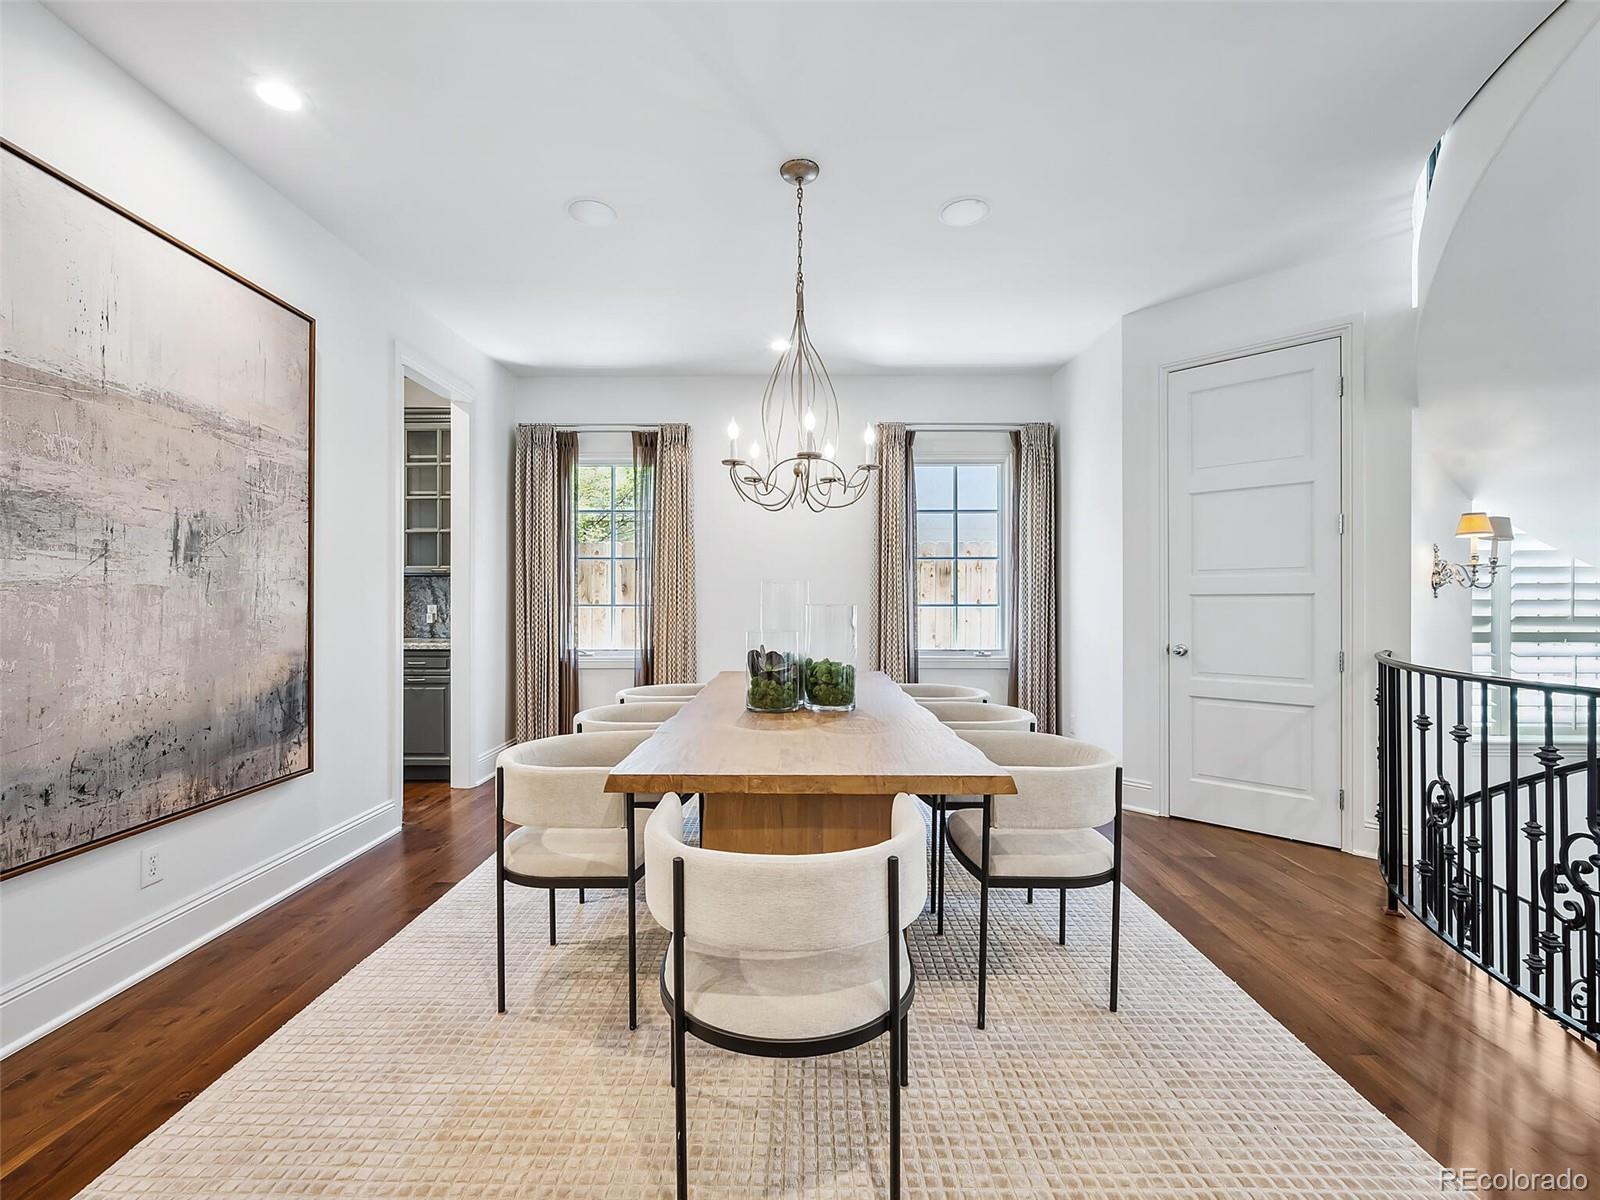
[1010,422,1059,731]
[648,423,697,682]
[870,423,919,682]
[630,429,659,686]
[512,425,579,741]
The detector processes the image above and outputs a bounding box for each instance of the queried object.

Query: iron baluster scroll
[1376,651,1599,1043]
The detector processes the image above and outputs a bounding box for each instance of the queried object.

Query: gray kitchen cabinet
[404,649,450,780]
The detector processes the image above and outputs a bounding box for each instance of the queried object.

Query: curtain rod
[553,423,657,432]
[907,422,1025,432]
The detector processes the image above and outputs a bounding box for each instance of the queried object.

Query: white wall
[1117,234,1417,853]
[1409,429,1475,673]
[1415,9,1600,568]
[0,3,513,1054]
[1055,323,1124,757]
[512,374,1057,711]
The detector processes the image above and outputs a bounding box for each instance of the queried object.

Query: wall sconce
[1431,511,1513,596]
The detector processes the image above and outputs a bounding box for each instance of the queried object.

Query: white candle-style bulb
[748,440,762,462]
[727,419,739,440]
[823,441,835,460]
[802,408,816,432]
[863,424,876,445]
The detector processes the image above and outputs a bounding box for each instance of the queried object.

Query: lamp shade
[1488,515,1514,542]
[1454,512,1494,538]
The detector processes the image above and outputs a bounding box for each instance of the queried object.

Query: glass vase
[746,629,801,713]
[760,580,809,642]
[803,603,858,712]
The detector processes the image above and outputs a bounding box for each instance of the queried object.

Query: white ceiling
[48,1,1551,374]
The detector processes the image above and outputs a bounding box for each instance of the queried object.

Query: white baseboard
[0,800,399,1058]
[474,740,513,786]
[1122,776,1161,816]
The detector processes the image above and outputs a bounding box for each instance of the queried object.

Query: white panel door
[1167,339,1343,846]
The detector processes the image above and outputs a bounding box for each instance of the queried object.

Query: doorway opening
[396,353,472,790]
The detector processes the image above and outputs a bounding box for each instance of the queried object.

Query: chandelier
[723,158,877,512]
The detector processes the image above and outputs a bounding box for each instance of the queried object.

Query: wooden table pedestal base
[699,793,894,855]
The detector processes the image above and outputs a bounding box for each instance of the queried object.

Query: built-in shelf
[403,419,451,571]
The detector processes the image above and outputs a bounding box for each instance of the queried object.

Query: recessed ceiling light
[769,338,791,352]
[253,79,304,112]
[939,197,990,227]
[567,198,617,227]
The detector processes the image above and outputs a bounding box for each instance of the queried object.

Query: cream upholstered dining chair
[936,730,1121,1029]
[616,682,705,705]
[900,682,989,705]
[919,701,1037,731]
[913,701,1034,910]
[645,794,925,1200]
[572,701,683,732]
[495,731,663,1029]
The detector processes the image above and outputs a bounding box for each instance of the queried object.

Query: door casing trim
[1153,317,1364,853]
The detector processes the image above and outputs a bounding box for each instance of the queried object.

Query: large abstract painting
[0,143,315,877]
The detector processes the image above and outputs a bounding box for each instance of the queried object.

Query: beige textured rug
[82,828,1468,1198]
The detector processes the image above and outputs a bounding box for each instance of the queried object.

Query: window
[574,463,637,652]
[914,461,1005,654]
[1471,538,1600,737]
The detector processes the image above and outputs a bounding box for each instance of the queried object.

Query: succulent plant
[746,643,800,711]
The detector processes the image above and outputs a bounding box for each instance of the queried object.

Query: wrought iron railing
[1375,651,1598,1043]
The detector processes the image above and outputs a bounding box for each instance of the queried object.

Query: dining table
[604,669,1017,854]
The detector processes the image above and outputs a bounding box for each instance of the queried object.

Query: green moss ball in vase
[804,657,856,709]
[803,603,858,712]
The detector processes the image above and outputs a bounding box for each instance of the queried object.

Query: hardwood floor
[2,786,1595,1199]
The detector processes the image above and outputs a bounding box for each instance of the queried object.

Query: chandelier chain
[795,182,805,299]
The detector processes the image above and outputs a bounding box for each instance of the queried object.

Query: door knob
[1171,643,1189,657]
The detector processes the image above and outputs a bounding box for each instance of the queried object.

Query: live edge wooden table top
[605,670,1016,854]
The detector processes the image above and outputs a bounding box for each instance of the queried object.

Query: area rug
[81,825,1469,1198]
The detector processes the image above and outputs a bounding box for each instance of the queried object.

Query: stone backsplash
[404,574,450,640]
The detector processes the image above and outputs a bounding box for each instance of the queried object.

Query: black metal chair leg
[977,795,991,1029]
[899,1014,909,1087]
[889,1024,901,1200]
[548,888,556,946]
[1110,870,1122,1013]
[627,797,638,1031]
[886,856,901,1200]
[496,869,506,1014]
[1026,887,1033,905]
[579,887,585,904]
[977,877,989,1029]
[1110,767,1123,1013]
[673,859,688,1199]
[1059,889,1067,946]
[627,878,638,1031]
[936,796,947,936]
[496,767,506,1014]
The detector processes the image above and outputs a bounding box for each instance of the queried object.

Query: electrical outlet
[139,845,163,889]
[426,603,439,625]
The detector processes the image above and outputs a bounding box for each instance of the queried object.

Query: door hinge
[1339,788,1346,811]
[1338,512,1346,535]
[1338,375,1345,398]
[1338,651,1346,672]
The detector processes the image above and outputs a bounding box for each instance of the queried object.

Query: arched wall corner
[1415,2,1600,310]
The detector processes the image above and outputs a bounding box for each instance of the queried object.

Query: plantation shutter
[1473,544,1600,736]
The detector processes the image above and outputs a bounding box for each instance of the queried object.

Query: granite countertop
[403,639,451,651]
